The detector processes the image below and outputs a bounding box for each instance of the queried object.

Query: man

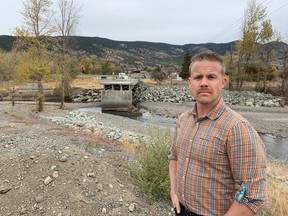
[168,51,266,216]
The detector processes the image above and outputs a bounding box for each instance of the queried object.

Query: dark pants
[174,203,202,216]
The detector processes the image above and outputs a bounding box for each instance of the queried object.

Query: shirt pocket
[193,135,225,164]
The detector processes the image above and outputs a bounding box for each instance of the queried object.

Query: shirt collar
[191,98,225,120]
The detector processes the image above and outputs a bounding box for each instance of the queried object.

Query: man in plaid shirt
[168,51,266,216]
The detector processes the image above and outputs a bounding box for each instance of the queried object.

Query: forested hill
[0,35,236,67]
[0,35,285,68]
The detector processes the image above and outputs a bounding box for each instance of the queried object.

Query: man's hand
[224,201,255,216]
[169,160,180,213]
[171,192,181,214]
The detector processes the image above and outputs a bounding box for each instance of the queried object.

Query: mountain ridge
[0,35,285,68]
[72,36,237,67]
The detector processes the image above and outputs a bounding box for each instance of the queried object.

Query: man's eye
[193,76,202,80]
[208,76,217,80]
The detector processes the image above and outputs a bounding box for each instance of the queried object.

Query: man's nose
[200,77,208,86]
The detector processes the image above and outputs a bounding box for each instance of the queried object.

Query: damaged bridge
[99,79,139,111]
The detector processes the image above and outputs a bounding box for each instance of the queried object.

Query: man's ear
[187,77,192,87]
[222,76,227,88]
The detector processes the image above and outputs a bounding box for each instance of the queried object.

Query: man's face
[188,60,227,108]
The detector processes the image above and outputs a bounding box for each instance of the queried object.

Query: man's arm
[227,121,266,214]
[169,160,180,214]
[225,201,255,216]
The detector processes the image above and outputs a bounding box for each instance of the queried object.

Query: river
[76,107,288,163]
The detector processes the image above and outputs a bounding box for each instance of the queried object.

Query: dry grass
[142,79,157,85]
[70,77,104,89]
[28,77,104,90]
[261,159,288,215]
[87,137,102,147]
[263,179,288,215]
[120,139,139,155]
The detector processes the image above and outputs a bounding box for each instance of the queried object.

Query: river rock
[70,85,286,107]
[0,184,12,194]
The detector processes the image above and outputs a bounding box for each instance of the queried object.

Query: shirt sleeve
[227,120,266,213]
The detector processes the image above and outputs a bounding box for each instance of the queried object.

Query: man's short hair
[189,51,226,76]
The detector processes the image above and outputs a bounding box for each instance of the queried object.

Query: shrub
[130,127,172,201]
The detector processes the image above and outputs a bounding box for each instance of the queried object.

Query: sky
[1,0,287,45]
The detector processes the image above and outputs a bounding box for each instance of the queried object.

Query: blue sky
[1,0,287,45]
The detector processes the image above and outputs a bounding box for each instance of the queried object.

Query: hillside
[0,35,286,68]
[0,35,236,67]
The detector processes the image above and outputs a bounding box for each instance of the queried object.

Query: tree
[162,65,174,85]
[0,50,17,82]
[55,0,82,109]
[0,50,20,105]
[151,66,168,84]
[51,54,80,101]
[80,57,92,74]
[100,60,116,74]
[179,51,192,80]
[14,0,55,112]
[280,41,288,96]
[90,55,98,74]
[224,50,236,90]
[257,21,280,93]
[235,0,270,90]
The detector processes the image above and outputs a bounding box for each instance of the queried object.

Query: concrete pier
[99,79,138,111]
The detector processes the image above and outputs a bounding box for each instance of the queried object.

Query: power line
[209,0,278,42]
[267,1,288,17]
[210,18,242,42]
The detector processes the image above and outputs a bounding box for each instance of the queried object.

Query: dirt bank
[0,102,172,216]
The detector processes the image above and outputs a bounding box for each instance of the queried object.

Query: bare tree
[21,0,55,38]
[55,0,82,109]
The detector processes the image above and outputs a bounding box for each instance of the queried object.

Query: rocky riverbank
[39,100,288,140]
[71,85,287,107]
[0,102,173,216]
[1,100,288,215]
[70,84,288,139]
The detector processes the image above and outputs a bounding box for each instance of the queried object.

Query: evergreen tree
[180,51,192,80]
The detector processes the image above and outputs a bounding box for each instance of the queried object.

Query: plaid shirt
[168,99,266,216]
